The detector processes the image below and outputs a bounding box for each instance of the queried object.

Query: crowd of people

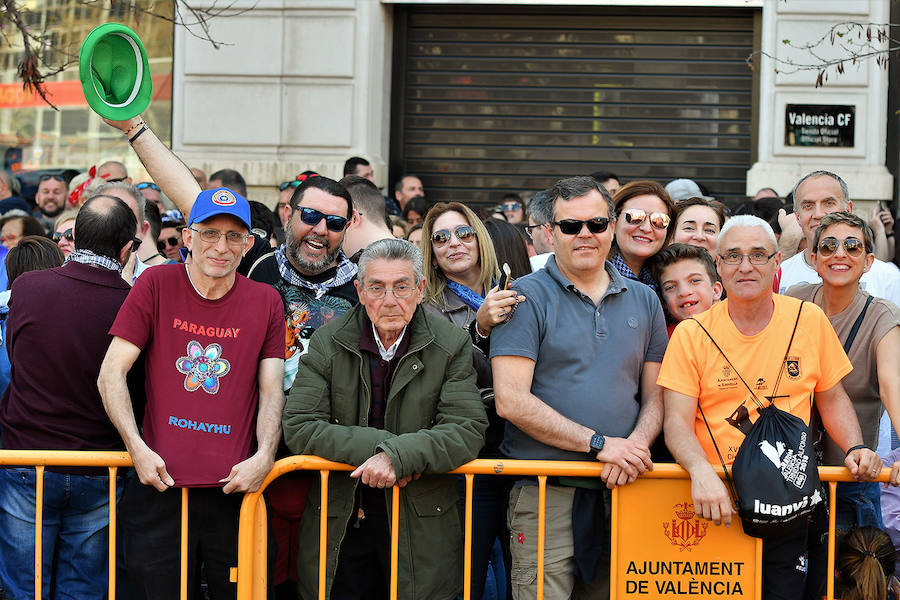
[0,112,898,600]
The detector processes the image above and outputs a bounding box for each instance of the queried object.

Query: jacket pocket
[407,477,459,517]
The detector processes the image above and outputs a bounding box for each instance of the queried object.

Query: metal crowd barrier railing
[0,450,889,600]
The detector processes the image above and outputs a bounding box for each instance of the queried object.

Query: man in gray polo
[491,175,668,600]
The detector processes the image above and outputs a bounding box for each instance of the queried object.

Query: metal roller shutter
[392,5,756,206]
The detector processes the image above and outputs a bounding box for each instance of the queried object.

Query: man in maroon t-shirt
[98,188,285,600]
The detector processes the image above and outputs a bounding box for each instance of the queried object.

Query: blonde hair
[54,209,79,232]
[421,202,500,307]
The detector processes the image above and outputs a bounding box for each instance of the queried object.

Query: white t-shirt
[779,252,900,308]
[529,252,552,271]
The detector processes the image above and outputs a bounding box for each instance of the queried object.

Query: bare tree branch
[0,0,254,108]
[746,21,898,88]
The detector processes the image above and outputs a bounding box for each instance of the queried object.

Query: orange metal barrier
[235,457,892,600]
[0,450,201,600]
[0,450,891,600]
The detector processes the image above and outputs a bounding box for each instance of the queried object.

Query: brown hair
[6,235,64,288]
[652,243,718,286]
[836,526,896,600]
[421,202,499,307]
[610,180,677,258]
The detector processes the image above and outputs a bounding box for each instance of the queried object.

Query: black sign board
[785,104,855,147]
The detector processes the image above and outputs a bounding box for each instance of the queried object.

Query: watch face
[591,434,605,453]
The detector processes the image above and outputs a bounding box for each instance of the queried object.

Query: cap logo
[212,190,236,206]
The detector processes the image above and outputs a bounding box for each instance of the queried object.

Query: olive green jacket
[283,303,488,600]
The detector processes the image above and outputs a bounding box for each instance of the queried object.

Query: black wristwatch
[589,433,606,456]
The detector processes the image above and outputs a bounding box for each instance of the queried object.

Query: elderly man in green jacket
[283,238,488,600]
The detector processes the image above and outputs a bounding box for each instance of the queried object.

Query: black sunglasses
[157,236,180,251]
[39,174,66,183]
[130,237,142,252]
[136,182,160,192]
[52,228,74,243]
[552,217,611,235]
[297,207,348,232]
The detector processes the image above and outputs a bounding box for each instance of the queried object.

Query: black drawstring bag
[694,302,822,538]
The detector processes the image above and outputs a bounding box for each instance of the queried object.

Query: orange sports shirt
[657,295,852,465]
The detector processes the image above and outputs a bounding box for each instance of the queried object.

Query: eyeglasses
[524,224,545,239]
[187,227,249,246]
[297,207,349,232]
[718,251,777,265]
[52,228,74,243]
[431,225,476,246]
[816,236,865,258]
[158,236,180,251]
[136,182,160,192]
[502,202,522,212]
[104,177,127,183]
[130,237,142,252]
[552,217,611,235]
[364,283,417,300]
[279,180,303,192]
[622,208,671,230]
[39,174,66,183]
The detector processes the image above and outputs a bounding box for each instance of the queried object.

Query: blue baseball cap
[188,188,252,231]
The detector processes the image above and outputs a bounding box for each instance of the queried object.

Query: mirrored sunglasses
[52,228,74,243]
[431,225,476,246]
[623,208,670,230]
[817,236,865,258]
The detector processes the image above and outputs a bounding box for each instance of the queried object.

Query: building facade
[0,1,893,213]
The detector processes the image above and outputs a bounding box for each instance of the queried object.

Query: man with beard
[246,176,358,389]
[32,174,68,233]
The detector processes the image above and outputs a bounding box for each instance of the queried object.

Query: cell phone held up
[499,263,512,290]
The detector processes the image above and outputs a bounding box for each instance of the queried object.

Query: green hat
[78,23,152,120]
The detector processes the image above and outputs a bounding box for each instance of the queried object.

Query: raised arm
[103,116,201,216]
[664,388,734,526]
[493,354,652,481]
[98,336,173,491]
[221,357,285,494]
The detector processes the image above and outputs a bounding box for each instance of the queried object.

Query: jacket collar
[332,303,435,356]
[53,261,132,290]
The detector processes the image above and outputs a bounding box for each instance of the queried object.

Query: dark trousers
[762,516,814,600]
[119,471,243,600]
[330,511,391,600]
[457,474,512,600]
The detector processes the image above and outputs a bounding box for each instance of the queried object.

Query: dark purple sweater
[0,261,131,452]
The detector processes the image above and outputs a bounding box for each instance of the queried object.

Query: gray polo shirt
[490,256,668,461]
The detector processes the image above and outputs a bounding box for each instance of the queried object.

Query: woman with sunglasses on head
[52,210,78,258]
[786,212,900,583]
[421,202,525,600]
[609,181,676,291]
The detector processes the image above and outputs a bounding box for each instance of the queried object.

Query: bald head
[98,160,130,184]
[76,195,138,262]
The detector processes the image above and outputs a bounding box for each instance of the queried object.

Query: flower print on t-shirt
[175,340,231,394]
